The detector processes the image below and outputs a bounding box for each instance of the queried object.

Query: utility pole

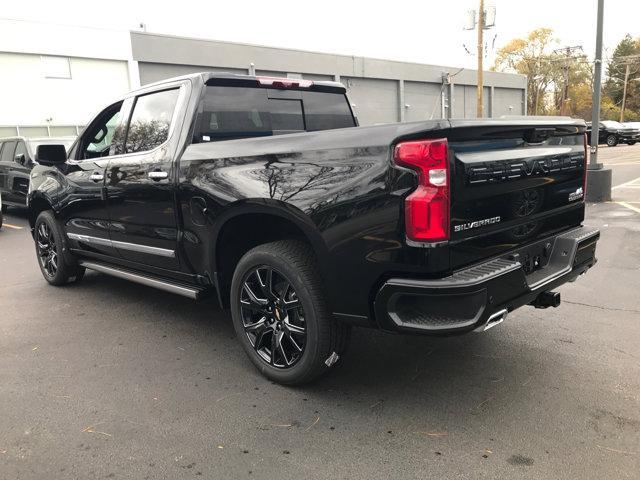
[621,63,630,122]
[551,46,584,116]
[464,2,495,118]
[617,54,640,122]
[476,0,485,118]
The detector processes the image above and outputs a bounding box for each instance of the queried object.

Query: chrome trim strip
[67,233,175,258]
[78,261,199,299]
[111,239,175,258]
[67,233,112,247]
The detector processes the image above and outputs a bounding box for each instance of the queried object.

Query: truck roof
[134,72,346,95]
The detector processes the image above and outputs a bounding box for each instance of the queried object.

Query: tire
[230,240,350,385]
[34,211,85,286]
[606,134,618,147]
[628,141,636,145]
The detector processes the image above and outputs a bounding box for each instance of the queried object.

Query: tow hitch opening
[530,291,561,309]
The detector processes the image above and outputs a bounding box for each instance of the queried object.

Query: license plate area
[511,240,554,275]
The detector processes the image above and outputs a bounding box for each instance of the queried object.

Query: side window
[0,141,17,163]
[125,89,179,154]
[14,141,28,164]
[81,102,126,160]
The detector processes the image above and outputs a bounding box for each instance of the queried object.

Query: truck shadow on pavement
[76,268,566,422]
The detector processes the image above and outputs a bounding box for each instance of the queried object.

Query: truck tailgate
[446,121,587,271]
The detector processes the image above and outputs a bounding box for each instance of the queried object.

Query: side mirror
[35,144,67,166]
[14,153,26,165]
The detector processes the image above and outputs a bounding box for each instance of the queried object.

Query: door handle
[148,170,168,181]
[90,172,104,182]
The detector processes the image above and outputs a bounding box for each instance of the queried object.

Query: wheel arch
[211,200,329,309]
[28,193,57,233]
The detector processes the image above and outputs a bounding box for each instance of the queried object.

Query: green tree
[494,28,559,115]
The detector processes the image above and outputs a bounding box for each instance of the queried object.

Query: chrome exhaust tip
[474,309,508,332]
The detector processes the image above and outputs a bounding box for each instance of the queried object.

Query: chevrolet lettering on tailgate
[466,154,584,185]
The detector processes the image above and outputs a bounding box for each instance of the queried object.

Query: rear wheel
[34,211,85,286]
[230,240,350,385]
[606,134,618,147]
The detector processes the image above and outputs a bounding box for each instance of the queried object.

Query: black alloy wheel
[240,266,307,368]
[230,240,350,385]
[36,221,58,278]
[606,134,618,147]
[34,211,85,286]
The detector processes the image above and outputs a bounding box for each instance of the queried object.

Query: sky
[3,0,639,70]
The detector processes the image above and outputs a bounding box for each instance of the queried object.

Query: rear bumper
[374,226,599,335]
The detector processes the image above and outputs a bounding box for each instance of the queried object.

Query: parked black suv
[28,73,599,384]
[586,120,640,146]
[0,136,75,212]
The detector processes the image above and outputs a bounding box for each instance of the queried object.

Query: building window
[41,56,71,79]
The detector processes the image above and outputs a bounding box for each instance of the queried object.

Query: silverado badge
[454,216,501,232]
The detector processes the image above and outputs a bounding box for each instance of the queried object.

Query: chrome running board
[78,260,203,299]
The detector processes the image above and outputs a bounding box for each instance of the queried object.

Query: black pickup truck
[28,72,599,384]
[586,120,640,146]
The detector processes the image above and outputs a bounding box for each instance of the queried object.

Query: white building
[0,19,136,138]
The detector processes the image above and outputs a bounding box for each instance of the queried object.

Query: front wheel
[628,141,636,145]
[34,211,85,286]
[606,134,618,147]
[230,240,350,385]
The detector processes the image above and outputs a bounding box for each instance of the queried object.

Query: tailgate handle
[524,128,555,143]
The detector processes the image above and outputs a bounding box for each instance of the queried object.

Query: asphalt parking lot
[1,146,639,480]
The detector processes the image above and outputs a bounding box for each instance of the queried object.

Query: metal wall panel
[255,70,288,78]
[138,62,246,85]
[404,81,443,121]
[0,127,18,138]
[18,126,49,137]
[132,33,526,124]
[493,87,524,117]
[343,77,398,125]
[131,32,527,89]
[300,73,335,82]
[453,85,491,119]
[49,126,78,137]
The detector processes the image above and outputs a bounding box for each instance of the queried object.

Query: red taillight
[583,133,589,198]
[257,76,313,89]
[394,139,450,242]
